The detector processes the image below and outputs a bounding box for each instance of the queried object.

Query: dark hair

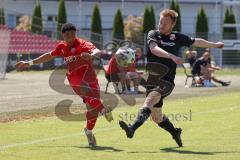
[61,23,77,33]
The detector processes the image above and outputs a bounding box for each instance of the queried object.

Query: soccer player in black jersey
[119,9,224,147]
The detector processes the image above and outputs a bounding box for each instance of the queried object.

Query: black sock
[215,80,224,85]
[131,107,151,132]
[220,82,225,85]
[158,116,177,137]
[220,81,227,85]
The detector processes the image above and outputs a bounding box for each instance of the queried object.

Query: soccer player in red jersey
[15,23,113,147]
[105,54,127,93]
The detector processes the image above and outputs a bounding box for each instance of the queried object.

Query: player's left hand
[81,52,93,61]
[215,42,224,48]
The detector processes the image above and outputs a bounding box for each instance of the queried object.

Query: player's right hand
[15,61,30,70]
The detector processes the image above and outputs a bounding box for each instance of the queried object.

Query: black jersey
[191,57,211,75]
[187,57,197,67]
[146,30,195,83]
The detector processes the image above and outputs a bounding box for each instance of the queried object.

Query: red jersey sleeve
[50,43,64,57]
[80,40,97,53]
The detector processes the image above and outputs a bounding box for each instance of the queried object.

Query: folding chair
[182,63,195,87]
[103,65,121,94]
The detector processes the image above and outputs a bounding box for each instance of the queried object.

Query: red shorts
[67,74,100,104]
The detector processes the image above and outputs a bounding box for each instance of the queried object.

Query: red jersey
[106,56,120,75]
[106,56,137,74]
[50,38,97,83]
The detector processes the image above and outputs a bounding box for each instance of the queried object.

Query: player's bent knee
[145,91,161,106]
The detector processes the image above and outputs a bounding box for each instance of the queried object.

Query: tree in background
[223,8,238,65]
[112,9,125,42]
[196,7,208,40]
[149,6,156,30]
[57,0,67,40]
[91,4,103,49]
[143,6,152,34]
[223,8,230,39]
[124,15,143,46]
[31,0,43,34]
[142,6,156,54]
[223,8,237,39]
[169,0,181,32]
[0,8,5,25]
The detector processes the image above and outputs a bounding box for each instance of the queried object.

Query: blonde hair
[135,48,141,52]
[160,9,178,23]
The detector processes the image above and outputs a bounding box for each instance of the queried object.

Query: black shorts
[145,75,175,108]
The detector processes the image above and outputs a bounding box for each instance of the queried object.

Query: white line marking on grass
[0,133,81,150]
[0,105,239,151]
[0,126,118,151]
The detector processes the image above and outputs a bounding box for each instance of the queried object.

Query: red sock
[86,110,98,130]
[85,98,104,130]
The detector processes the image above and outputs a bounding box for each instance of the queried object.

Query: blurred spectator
[186,49,197,67]
[125,48,144,94]
[191,48,231,87]
[105,54,127,93]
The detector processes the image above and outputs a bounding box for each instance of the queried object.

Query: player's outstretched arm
[193,38,224,49]
[80,49,102,61]
[149,42,183,64]
[15,52,55,70]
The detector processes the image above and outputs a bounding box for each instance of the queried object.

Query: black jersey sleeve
[177,33,195,47]
[147,30,158,45]
[191,59,202,73]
